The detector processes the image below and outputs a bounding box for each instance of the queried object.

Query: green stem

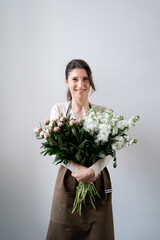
[71,182,101,216]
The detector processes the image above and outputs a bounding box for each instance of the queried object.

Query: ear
[64,78,68,87]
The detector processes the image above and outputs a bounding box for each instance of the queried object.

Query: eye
[83,77,89,81]
[72,78,77,81]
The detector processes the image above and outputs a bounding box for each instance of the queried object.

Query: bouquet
[34,107,140,215]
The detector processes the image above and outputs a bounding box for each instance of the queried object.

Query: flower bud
[58,122,63,127]
[49,120,56,127]
[60,116,65,122]
[76,119,81,123]
[130,138,137,145]
[44,132,48,139]
[34,127,42,134]
[69,120,75,126]
[54,127,60,132]
[44,119,50,125]
[58,114,62,118]
[118,115,124,120]
[40,131,45,138]
[49,126,53,131]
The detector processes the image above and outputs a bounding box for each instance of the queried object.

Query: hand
[89,172,101,184]
[71,162,101,184]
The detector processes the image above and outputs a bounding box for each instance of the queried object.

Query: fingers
[71,172,76,177]
[72,174,100,183]
[80,180,93,184]
[71,169,101,183]
[89,172,101,182]
[71,172,85,181]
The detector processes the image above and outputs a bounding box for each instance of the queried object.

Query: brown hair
[65,59,96,101]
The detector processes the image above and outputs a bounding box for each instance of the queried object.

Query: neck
[71,98,90,112]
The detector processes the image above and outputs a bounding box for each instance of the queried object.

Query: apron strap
[66,101,92,117]
[66,101,71,117]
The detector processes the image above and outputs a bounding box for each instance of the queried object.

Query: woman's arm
[61,155,113,184]
[61,156,113,177]
[89,155,113,177]
[50,104,60,120]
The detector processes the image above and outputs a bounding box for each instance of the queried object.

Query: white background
[1,0,160,239]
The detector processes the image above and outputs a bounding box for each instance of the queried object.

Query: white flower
[112,136,126,150]
[117,120,128,129]
[83,107,139,148]
[110,118,117,127]
[128,118,137,128]
[112,126,118,135]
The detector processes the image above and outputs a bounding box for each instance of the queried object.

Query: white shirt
[50,101,113,177]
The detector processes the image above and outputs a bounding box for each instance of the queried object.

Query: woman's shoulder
[90,102,108,112]
[50,101,70,120]
[51,101,70,110]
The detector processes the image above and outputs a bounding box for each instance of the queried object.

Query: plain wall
[1,0,160,239]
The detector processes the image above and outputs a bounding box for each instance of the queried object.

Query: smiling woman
[65,59,96,101]
[46,59,114,240]
[65,68,90,98]
[64,60,96,120]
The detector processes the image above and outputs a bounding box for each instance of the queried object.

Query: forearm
[52,155,113,177]
[89,155,113,177]
[61,161,78,172]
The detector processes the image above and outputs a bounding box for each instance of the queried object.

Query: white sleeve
[61,161,78,172]
[89,155,113,177]
[51,155,113,177]
[61,155,113,176]
[50,104,60,121]
[51,155,78,172]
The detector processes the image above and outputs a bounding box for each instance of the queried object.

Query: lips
[75,89,86,92]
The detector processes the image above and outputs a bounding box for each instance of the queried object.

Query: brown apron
[46,165,114,240]
[46,102,114,239]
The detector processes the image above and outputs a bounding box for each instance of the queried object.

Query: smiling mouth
[75,89,86,92]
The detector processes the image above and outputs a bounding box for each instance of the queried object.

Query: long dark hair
[65,59,96,101]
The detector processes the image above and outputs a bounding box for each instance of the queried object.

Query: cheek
[68,82,75,89]
[87,83,91,90]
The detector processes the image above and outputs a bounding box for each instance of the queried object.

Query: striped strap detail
[105,188,112,194]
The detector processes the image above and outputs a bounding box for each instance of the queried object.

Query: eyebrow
[72,76,88,78]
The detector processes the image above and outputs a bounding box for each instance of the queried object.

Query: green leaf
[97,153,106,159]
[113,162,117,168]
[53,155,63,164]
[79,128,84,141]
[70,142,78,150]
[75,152,82,162]
[72,127,77,137]
[48,139,58,146]
[40,150,47,155]
[65,132,70,137]
[70,146,74,153]
[80,157,86,165]
[78,142,84,151]
[57,136,63,145]
[61,147,70,154]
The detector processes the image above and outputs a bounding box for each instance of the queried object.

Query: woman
[46,59,114,240]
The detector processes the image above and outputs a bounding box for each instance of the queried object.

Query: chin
[75,95,88,100]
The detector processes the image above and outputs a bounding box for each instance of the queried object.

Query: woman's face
[64,68,90,101]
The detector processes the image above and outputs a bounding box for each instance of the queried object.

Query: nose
[77,79,84,88]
